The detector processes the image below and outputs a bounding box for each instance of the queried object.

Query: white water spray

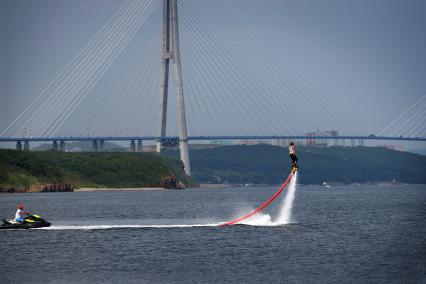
[275,172,298,225]
[240,172,298,226]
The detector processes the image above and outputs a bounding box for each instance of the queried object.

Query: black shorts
[290,154,298,164]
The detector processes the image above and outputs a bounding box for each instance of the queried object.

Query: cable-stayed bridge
[1,0,425,175]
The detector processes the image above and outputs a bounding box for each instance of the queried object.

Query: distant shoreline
[74,187,165,192]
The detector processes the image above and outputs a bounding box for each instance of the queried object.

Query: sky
[0,0,425,145]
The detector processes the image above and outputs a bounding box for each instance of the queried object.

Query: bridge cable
[180,2,313,135]
[44,1,159,137]
[20,0,145,137]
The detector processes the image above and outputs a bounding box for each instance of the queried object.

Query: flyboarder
[289,142,299,173]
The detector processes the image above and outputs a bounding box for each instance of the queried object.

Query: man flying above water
[289,142,299,173]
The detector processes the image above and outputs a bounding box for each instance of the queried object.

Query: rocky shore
[0,183,74,193]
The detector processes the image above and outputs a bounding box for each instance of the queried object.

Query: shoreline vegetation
[1,144,425,192]
[2,181,421,193]
[74,187,164,192]
[0,150,194,193]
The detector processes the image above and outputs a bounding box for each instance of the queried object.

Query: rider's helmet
[18,204,24,210]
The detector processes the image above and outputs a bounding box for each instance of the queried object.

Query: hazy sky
[1,0,425,139]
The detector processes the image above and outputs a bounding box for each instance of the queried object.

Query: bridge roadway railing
[0,135,425,143]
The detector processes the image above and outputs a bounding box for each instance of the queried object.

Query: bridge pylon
[156,0,191,176]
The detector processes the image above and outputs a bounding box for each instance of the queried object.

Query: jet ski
[1,214,51,229]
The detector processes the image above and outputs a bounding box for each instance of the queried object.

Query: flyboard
[218,171,294,227]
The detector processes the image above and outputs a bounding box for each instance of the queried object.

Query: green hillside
[0,150,193,190]
[1,145,425,190]
[164,144,426,184]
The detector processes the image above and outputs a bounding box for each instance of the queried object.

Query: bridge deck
[0,135,425,142]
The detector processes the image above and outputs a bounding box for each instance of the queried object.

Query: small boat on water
[377,178,400,187]
[322,181,331,189]
[1,214,51,230]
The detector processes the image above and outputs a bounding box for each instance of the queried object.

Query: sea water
[0,184,425,283]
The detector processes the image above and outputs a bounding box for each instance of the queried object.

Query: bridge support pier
[130,140,136,152]
[137,140,143,152]
[16,141,22,151]
[92,140,99,152]
[99,140,105,151]
[52,140,58,151]
[23,141,30,151]
[156,0,191,175]
[59,140,65,152]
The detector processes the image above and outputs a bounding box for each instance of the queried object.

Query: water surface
[1,184,425,283]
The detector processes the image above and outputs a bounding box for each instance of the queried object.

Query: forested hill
[164,144,426,185]
[0,150,193,190]
[1,145,425,190]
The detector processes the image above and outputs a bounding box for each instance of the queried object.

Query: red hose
[218,173,293,227]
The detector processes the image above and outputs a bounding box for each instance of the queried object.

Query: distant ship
[377,178,399,186]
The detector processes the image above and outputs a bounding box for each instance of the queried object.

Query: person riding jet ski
[15,204,29,223]
[1,204,51,229]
